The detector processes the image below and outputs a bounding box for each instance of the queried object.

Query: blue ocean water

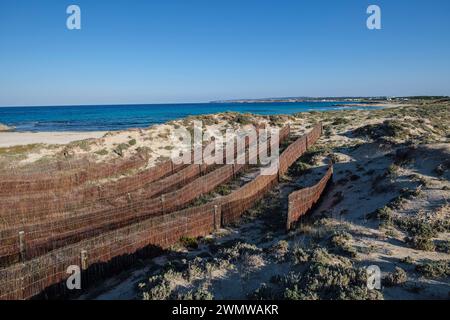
[0,102,379,132]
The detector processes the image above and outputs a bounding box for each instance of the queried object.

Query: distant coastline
[210,96,448,104]
[210,97,383,104]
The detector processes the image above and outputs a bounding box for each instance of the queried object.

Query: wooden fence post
[213,205,221,230]
[160,194,165,214]
[19,231,26,262]
[80,250,88,270]
[20,274,25,300]
[286,202,291,231]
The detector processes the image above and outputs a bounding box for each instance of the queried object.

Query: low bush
[353,120,410,141]
[405,236,435,251]
[435,240,450,253]
[94,148,108,156]
[250,283,278,300]
[415,260,450,279]
[283,262,382,300]
[219,242,262,262]
[289,161,311,176]
[177,285,214,300]
[140,275,172,300]
[400,256,414,264]
[215,184,232,196]
[329,231,357,258]
[180,236,199,249]
[113,143,130,157]
[384,267,408,287]
[292,246,310,264]
[270,240,289,262]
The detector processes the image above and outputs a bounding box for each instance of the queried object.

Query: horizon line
[0,95,448,108]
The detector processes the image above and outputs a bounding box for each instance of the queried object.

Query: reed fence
[0,124,310,299]
[286,163,333,230]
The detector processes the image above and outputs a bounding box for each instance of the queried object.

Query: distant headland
[210,96,449,104]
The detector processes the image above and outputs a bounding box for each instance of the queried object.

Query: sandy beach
[0,131,106,148]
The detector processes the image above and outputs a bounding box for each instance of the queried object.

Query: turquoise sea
[0,102,379,132]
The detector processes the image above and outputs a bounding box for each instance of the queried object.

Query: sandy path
[0,131,107,147]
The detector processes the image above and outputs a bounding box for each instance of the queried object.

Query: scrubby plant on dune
[384,267,408,287]
[282,253,382,300]
[353,120,411,141]
[328,231,358,258]
[251,246,383,300]
[415,260,450,279]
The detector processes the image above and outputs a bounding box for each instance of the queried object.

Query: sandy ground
[0,131,106,148]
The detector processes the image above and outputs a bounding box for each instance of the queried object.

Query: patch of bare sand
[0,131,106,148]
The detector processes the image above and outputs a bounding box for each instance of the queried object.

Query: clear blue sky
[0,0,449,106]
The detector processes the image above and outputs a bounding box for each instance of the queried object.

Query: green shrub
[368,206,393,226]
[187,258,205,280]
[141,276,172,300]
[384,267,408,287]
[180,236,199,249]
[415,260,450,279]
[329,231,357,258]
[332,117,350,126]
[396,217,441,251]
[353,120,410,141]
[398,219,437,238]
[72,140,91,151]
[283,263,382,300]
[292,246,309,264]
[271,240,289,262]
[113,143,130,157]
[434,161,449,176]
[219,242,262,261]
[310,247,334,265]
[235,113,253,125]
[177,283,213,300]
[250,283,278,300]
[289,161,311,176]
[435,240,450,253]
[94,148,108,156]
[400,256,414,264]
[215,184,232,196]
[405,236,435,251]
[387,164,399,177]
